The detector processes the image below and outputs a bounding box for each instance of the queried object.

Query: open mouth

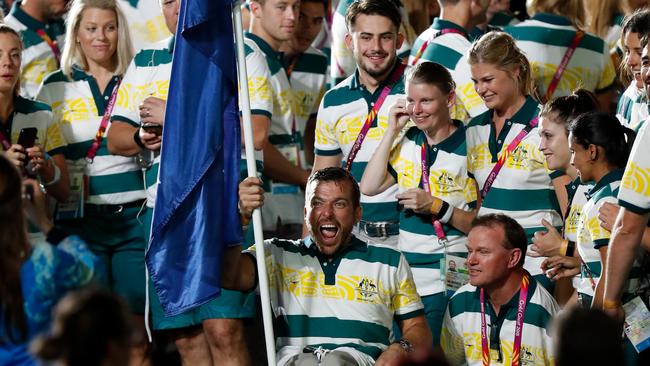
[319,224,339,239]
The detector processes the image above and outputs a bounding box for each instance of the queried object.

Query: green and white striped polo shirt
[248,236,424,364]
[387,123,476,296]
[407,18,487,123]
[5,1,66,99]
[616,82,648,132]
[245,33,305,227]
[616,122,650,300]
[118,0,172,51]
[466,96,563,278]
[504,13,616,100]
[289,45,328,153]
[576,170,623,298]
[564,178,591,246]
[330,0,413,84]
[111,37,173,208]
[3,95,65,156]
[37,67,145,205]
[315,64,406,224]
[441,274,558,366]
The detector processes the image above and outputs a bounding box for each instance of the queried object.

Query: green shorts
[143,207,256,330]
[57,201,148,314]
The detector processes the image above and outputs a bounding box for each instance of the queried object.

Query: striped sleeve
[44,109,66,154]
[440,305,466,365]
[246,46,273,118]
[392,253,424,319]
[619,123,650,213]
[112,59,143,127]
[314,96,342,155]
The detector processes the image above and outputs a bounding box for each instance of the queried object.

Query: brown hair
[0,24,23,96]
[0,156,30,344]
[471,213,528,267]
[539,89,600,133]
[406,61,455,94]
[468,31,534,97]
[345,0,401,32]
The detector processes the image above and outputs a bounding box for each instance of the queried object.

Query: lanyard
[35,29,61,66]
[420,140,449,246]
[480,117,538,201]
[345,62,406,171]
[86,78,122,163]
[542,30,584,103]
[410,28,466,66]
[480,274,530,366]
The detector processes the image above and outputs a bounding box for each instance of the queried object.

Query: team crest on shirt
[508,145,529,170]
[519,345,539,365]
[356,277,378,302]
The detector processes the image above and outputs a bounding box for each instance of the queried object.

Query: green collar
[432,17,469,39]
[245,32,282,61]
[303,234,368,257]
[586,169,624,200]
[349,59,403,91]
[70,65,121,115]
[531,12,572,26]
[10,0,60,30]
[505,95,539,125]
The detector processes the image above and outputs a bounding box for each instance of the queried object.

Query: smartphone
[141,123,163,136]
[17,128,38,177]
[17,127,37,149]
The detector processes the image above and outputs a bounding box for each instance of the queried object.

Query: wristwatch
[396,338,413,353]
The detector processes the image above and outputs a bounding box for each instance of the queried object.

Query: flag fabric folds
[147,0,242,316]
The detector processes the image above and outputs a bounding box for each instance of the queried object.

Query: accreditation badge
[55,161,86,220]
[441,253,470,296]
[622,296,650,353]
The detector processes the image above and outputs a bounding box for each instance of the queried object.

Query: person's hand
[541,255,581,281]
[3,144,26,168]
[598,202,621,232]
[375,343,407,366]
[396,188,433,214]
[139,97,166,126]
[25,144,49,173]
[388,99,411,135]
[139,127,162,151]
[530,219,563,257]
[238,177,264,218]
[22,178,53,234]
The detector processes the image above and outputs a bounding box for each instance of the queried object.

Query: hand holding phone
[17,128,37,177]
[141,122,162,136]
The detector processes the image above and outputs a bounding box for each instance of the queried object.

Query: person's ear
[508,248,522,269]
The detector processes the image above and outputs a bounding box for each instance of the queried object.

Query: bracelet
[559,239,568,256]
[438,200,452,223]
[42,164,61,187]
[133,129,145,149]
[395,338,413,353]
[603,299,622,310]
[430,198,443,215]
[565,241,575,257]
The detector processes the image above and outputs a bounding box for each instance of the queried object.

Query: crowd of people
[2,0,650,365]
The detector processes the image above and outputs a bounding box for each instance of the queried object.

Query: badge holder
[622,296,650,353]
[271,141,301,195]
[55,160,86,220]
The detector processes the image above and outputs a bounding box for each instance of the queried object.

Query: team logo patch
[356,277,378,302]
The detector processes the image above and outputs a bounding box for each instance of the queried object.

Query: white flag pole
[232,2,277,366]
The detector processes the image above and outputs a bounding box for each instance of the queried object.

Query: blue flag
[147,0,242,316]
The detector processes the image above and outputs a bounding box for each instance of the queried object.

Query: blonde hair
[584,0,625,38]
[527,0,585,28]
[0,24,24,96]
[468,31,534,97]
[61,0,133,78]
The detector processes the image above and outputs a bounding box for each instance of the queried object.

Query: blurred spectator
[31,287,133,366]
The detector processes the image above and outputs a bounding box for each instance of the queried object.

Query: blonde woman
[466,31,567,292]
[35,0,148,364]
[504,0,617,109]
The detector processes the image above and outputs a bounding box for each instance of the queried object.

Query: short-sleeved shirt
[330,0,413,84]
[37,67,146,205]
[563,178,591,245]
[616,82,648,132]
[4,1,66,99]
[387,122,476,296]
[0,95,65,156]
[118,0,172,51]
[466,95,563,278]
[315,63,406,224]
[111,37,174,208]
[247,236,424,365]
[504,13,616,100]
[407,18,487,122]
[440,273,558,366]
[288,45,328,148]
[245,33,304,227]
[576,170,623,298]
